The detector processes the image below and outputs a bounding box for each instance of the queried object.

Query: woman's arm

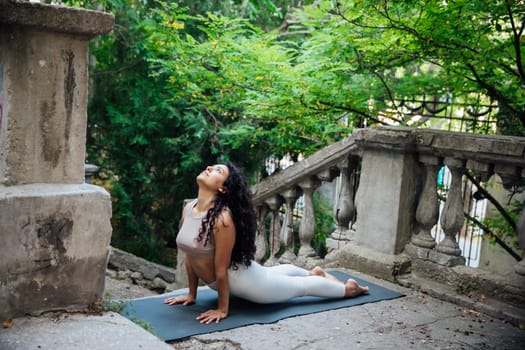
[196,211,236,324]
[164,201,198,306]
[185,256,199,302]
[163,256,199,306]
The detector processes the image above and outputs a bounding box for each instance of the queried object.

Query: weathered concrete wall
[0,184,112,317]
[0,0,112,185]
[0,0,114,320]
[0,27,89,184]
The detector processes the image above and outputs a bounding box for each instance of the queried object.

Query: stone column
[84,164,100,184]
[298,177,321,258]
[279,187,300,263]
[331,156,358,241]
[264,195,283,264]
[513,168,525,276]
[411,155,440,249]
[0,1,114,320]
[435,158,466,265]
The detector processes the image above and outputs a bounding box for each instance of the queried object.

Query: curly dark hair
[197,162,256,269]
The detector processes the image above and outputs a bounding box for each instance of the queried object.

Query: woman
[164,163,369,324]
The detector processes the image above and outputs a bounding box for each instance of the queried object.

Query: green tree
[51,0,311,262]
[147,0,525,165]
[85,0,209,263]
[273,0,525,134]
[57,0,230,263]
[54,0,524,262]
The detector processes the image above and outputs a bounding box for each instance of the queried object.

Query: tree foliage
[54,0,524,262]
[297,0,525,134]
[144,0,525,161]
[53,0,318,263]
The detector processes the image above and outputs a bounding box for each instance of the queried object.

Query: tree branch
[466,63,520,118]
[466,213,522,261]
[505,0,525,82]
[465,171,517,233]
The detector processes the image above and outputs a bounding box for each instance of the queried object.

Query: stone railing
[252,126,525,313]
[251,136,359,263]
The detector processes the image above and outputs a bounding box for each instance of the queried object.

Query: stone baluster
[298,177,321,258]
[254,204,269,262]
[436,158,466,265]
[279,187,301,263]
[331,157,359,241]
[515,205,525,276]
[411,155,440,249]
[264,195,284,264]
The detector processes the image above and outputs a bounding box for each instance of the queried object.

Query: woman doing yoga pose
[164,163,369,324]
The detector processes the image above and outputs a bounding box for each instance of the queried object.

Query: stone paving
[1,270,524,350]
[106,270,525,350]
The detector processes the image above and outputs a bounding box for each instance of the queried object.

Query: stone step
[0,312,173,350]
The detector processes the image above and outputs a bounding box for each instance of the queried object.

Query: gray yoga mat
[120,271,403,341]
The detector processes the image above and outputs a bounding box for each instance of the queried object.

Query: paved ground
[1,269,524,350]
[170,293,524,350]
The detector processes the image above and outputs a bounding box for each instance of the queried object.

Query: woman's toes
[345,279,369,298]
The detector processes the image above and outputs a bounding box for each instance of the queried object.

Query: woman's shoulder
[216,207,234,227]
[183,198,197,211]
[179,198,197,222]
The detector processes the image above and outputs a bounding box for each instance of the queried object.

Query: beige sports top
[176,199,215,258]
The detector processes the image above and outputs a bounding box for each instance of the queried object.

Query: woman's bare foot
[344,278,369,298]
[310,266,341,284]
[311,267,370,298]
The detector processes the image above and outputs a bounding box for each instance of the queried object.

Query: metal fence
[387,94,499,134]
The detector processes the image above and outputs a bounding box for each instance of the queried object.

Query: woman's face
[196,164,230,193]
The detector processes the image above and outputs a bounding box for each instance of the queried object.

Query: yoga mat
[120,271,403,341]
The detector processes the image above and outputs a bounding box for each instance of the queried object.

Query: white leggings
[209,261,346,303]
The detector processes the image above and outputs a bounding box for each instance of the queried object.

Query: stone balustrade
[407,129,525,266]
[252,126,525,312]
[251,136,359,262]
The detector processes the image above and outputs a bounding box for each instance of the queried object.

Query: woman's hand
[196,309,228,324]
[163,295,195,306]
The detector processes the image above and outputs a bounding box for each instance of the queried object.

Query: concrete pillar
[353,128,419,255]
[0,0,114,320]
